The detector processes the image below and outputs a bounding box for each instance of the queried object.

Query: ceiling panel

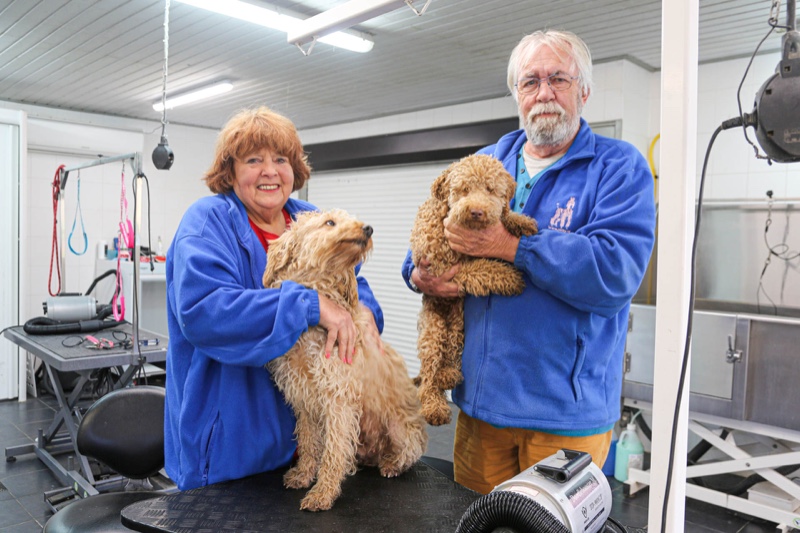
[0,0,791,130]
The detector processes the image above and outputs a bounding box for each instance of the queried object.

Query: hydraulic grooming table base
[121,460,479,532]
[3,325,168,500]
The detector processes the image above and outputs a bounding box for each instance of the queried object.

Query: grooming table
[3,324,168,498]
[121,460,478,532]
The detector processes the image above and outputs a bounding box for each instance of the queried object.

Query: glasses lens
[518,78,539,94]
[549,76,573,91]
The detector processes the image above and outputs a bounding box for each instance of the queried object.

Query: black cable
[658,4,786,523]
[735,25,775,161]
[659,122,723,533]
[128,172,150,380]
[133,172,155,273]
[84,269,117,297]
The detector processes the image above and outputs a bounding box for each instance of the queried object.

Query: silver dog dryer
[457,449,641,533]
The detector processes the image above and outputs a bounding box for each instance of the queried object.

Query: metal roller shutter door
[307,162,449,377]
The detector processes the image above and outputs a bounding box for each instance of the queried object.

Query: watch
[409,270,423,294]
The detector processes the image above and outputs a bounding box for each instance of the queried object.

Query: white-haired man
[402,29,656,494]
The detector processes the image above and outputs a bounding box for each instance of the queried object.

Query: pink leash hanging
[113,161,132,321]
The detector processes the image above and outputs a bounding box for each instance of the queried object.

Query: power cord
[659,116,748,532]
[660,6,789,529]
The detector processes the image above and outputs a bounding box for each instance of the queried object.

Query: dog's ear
[501,170,517,203]
[431,164,454,202]
[263,232,297,287]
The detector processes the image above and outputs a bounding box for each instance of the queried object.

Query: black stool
[43,385,166,533]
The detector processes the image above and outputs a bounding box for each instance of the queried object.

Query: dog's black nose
[363,225,373,239]
[470,209,485,219]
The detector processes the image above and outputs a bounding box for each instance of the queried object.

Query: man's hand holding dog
[444,217,520,263]
[318,294,357,364]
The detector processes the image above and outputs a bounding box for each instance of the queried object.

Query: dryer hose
[456,490,570,533]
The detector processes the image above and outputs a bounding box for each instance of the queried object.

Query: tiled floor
[0,393,790,532]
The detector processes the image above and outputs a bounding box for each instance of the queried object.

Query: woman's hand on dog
[444,218,519,263]
[412,258,461,298]
[318,294,357,364]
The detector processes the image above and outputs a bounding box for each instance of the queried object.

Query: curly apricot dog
[264,209,427,512]
[410,154,538,426]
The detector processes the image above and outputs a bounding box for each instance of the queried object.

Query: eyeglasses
[515,74,580,95]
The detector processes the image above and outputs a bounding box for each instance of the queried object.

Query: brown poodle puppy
[410,154,538,426]
[264,209,427,512]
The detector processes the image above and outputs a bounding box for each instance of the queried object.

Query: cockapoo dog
[410,154,538,426]
[264,209,428,512]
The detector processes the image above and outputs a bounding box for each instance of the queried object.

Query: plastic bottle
[614,422,644,482]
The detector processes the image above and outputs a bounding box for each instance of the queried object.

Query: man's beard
[522,100,581,147]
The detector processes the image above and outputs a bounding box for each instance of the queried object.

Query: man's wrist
[408,269,423,293]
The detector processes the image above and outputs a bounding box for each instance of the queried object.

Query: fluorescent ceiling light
[287,0,404,50]
[174,0,373,53]
[153,81,233,112]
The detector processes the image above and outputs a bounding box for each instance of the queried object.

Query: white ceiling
[0,0,793,131]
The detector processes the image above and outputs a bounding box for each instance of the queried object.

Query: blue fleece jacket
[402,120,655,432]
[165,193,384,490]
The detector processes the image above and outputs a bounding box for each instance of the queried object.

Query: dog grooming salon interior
[2,1,800,531]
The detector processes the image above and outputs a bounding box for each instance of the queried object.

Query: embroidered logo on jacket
[549,197,576,232]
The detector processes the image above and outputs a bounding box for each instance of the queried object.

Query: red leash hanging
[48,165,65,296]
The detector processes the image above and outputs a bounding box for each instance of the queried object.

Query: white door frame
[0,109,27,401]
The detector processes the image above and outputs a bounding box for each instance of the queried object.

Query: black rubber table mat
[122,461,479,532]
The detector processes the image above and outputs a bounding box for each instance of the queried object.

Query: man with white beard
[402,29,657,494]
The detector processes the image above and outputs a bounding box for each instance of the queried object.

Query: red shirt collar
[248,208,291,252]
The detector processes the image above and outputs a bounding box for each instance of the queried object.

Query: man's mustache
[527,104,566,121]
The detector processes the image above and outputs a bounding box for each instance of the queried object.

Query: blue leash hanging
[68,169,88,255]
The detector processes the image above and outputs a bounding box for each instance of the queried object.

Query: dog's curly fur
[410,154,538,426]
[264,209,427,512]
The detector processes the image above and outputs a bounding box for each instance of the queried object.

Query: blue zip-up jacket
[165,193,384,490]
[402,119,655,432]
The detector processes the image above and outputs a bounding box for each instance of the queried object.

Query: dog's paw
[422,401,452,426]
[300,486,337,512]
[380,462,407,478]
[508,270,526,295]
[459,259,526,297]
[491,268,525,296]
[284,466,315,489]
[380,452,417,478]
[503,211,538,237]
